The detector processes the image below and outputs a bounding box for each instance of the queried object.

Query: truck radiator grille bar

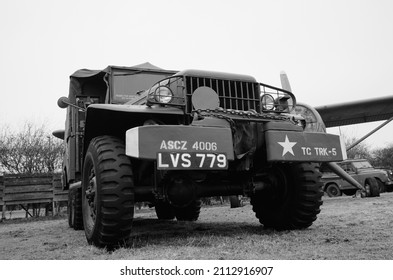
[185,76,260,114]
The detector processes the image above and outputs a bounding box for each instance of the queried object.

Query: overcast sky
[1,0,392,148]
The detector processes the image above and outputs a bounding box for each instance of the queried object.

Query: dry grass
[1,193,393,260]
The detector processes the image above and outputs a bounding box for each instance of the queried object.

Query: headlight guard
[146,76,185,107]
[154,86,173,103]
[259,83,296,113]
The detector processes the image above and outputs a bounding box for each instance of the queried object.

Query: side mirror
[52,129,65,140]
[57,96,86,112]
[57,96,71,109]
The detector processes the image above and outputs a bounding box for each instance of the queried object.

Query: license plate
[157,152,228,170]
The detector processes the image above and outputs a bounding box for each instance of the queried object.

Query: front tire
[82,136,135,248]
[251,163,323,230]
[67,189,74,228]
[325,184,342,197]
[365,177,380,197]
[68,187,83,230]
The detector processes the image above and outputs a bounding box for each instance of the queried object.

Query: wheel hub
[86,171,97,220]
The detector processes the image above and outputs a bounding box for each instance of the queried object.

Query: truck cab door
[65,96,100,184]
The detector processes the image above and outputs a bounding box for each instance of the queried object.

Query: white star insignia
[278,135,297,156]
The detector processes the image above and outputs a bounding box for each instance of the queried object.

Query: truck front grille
[185,76,260,114]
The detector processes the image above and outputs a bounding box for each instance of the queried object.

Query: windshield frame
[107,67,177,104]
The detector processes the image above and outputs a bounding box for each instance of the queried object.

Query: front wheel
[364,177,380,197]
[67,189,74,228]
[68,187,83,230]
[82,136,135,248]
[251,163,323,230]
[325,184,342,197]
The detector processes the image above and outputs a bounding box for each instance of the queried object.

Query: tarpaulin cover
[70,62,165,79]
[67,62,174,103]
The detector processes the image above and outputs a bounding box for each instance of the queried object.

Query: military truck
[54,62,347,248]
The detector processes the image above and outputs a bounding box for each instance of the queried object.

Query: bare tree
[343,135,393,169]
[372,144,393,169]
[0,122,63,174]
[345,136,372,161]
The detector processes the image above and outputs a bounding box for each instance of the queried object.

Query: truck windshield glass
[111,71,173,104]
[352,161,373,169]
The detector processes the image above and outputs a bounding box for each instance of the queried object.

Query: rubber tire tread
[82,136,134,249]
[73,187,84,230]
[367,177,381,197]
[67,189,74,228]
[68,187,84,230]
[251,163,323,230]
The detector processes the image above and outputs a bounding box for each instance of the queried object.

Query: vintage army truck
[54,62,347,248]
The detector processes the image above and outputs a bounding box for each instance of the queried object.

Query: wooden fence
[0,176,4,210]
[0,174,68,220]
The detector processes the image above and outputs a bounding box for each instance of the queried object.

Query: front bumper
[265,130,347,162]
[125,125,346,170]
[126,124,234,160]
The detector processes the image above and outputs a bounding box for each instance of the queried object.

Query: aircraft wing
[314,95,393,128]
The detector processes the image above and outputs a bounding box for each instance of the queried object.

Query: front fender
[83,104,185,157]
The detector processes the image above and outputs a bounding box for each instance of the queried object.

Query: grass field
[1,193,393,260]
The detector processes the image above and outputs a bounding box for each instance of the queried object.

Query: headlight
[146,76,185,107]
[261,94,275,110]
[154,86,173,103]
[260,94,295,113]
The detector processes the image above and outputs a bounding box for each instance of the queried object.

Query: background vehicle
[321,159,393,197]
[383,169,393,187]
[54,63,347,248]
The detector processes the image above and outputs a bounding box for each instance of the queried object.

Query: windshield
[352,161,373,169]
[111,70,174,104]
